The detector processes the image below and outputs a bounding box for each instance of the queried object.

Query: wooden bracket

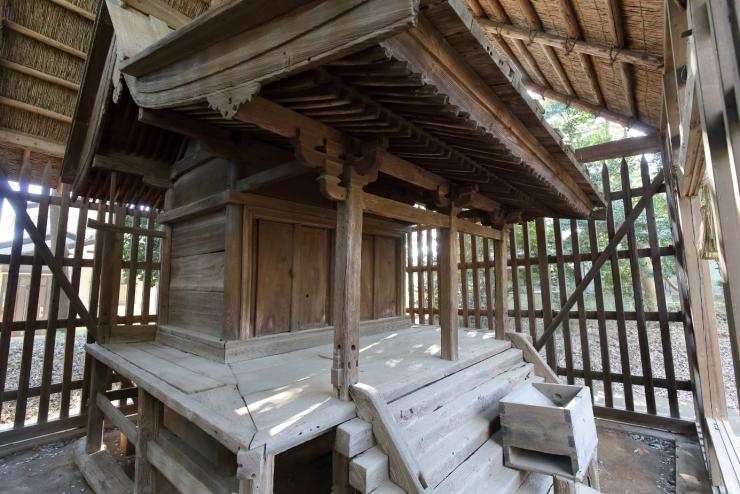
[206,82,262,119]
[450,184,478,207]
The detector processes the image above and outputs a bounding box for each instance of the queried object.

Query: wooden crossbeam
[0,128,65,157]
[48,0,96,20]
[0,173,96,335]
[575,135,662,163]
[535,170,665,350]
[477,18,663,69]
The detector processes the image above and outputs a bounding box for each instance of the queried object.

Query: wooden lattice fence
[406,156,694,423]
[0,171,160,452]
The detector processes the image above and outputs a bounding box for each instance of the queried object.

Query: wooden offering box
[500,382,597,481]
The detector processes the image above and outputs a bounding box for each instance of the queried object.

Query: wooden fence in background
[0,170,161,453]
[406,156,694,424]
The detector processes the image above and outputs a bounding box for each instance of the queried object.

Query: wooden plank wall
[406,157,692,419]
[0,173,161,449]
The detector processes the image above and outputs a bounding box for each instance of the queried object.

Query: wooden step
[349,446,389,494]
[390,348,525,428]
[403,363,534,452]
[514,472,554,493]
[369,479,405,494]
[417,374,543,489]
[432,435,525,494]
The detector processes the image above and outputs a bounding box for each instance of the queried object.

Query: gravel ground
[1,332,88,426]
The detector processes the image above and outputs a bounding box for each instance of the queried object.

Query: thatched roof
[463,0,663,133]
[0,0,101,184]
[3,0,663,214]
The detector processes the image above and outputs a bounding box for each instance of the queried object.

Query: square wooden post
[85,357,107,454]
[494,226,509,339]
[439,210,459,360]
[135,388,162,494]
[332,177,364,401]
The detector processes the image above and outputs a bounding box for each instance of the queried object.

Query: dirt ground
[0,420,705,494]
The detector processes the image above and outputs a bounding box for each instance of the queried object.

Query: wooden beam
[234,161,308,192]
[0,96,72,124]
[121,0,191,29]
[477,19,662,69]
[574,135,662,163]
[93,152,170,181]
[535,170,665,350]
[438,209,459,360]
[523,81,657,134]
[383,16,593,217]
[2,19,86,59]
[0,128,65,157]
[601,0,637,118]
[0,59,79,91]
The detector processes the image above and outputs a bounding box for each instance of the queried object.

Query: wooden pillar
[332,175,364,401]
[438,210,459,360]
[157,189,173,326]
[135,389,162,494]
[677,194,728,419]
[494,226,509,339]
[85,357,107,454]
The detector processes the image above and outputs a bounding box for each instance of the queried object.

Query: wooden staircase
[337,347,553,493]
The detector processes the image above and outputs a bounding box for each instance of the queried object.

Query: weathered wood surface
[88,326,509,457]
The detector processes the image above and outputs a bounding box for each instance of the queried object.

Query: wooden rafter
[2,19,86,60]
[515,0,575,96]
[603,0,637,118]
[0,59,79,91]
[554,0,605,106]
[0,96,72,124]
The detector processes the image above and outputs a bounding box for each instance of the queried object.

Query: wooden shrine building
[1,0,738,493]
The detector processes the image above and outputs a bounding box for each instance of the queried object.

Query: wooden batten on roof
[63,0,607,220]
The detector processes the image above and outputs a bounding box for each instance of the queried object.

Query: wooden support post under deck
[332,175,364,401]
[134,389,162,494]
[439,210,460,360]
[494,226,509,339]
[85,358,107,454]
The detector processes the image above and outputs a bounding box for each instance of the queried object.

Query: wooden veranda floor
[87,325,511,456]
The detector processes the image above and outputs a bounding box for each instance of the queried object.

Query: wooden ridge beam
[2,19,87,60]
[575,135,661,163]
[0,96,72,124]
[523,81,657,134]
[535,170,665,350]
[0,59,80,91]
[0,128,65,157]
[92,152,170,181]
[477,18,663,69]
